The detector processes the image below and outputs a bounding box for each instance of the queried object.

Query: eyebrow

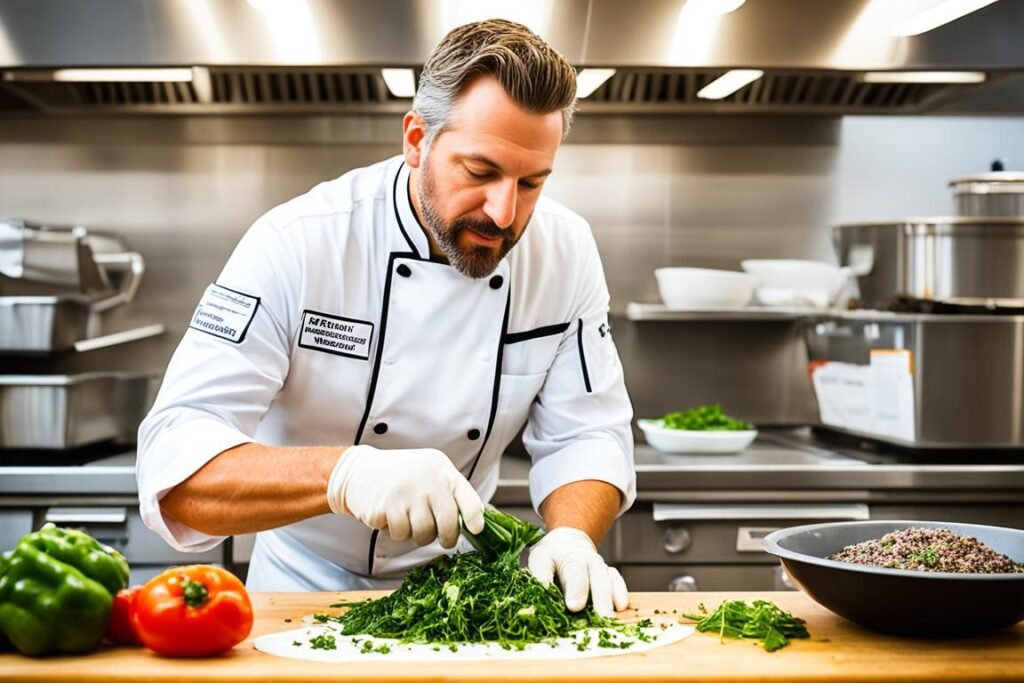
[460,153,552,180]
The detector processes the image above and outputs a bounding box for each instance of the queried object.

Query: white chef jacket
[136,155,636,590]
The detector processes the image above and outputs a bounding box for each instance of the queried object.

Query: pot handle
[88,252,145,312]
[840,243,874,278]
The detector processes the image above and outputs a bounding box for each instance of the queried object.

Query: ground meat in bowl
[829,527,1024,574]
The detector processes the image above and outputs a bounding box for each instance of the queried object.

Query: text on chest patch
[299,309,374,360]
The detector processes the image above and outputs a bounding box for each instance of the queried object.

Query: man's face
[411,77,564,279]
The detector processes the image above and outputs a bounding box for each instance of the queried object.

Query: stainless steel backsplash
[3,114,1023,425]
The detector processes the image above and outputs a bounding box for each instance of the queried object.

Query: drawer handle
[736,526,779,553]
[45,507,127,524]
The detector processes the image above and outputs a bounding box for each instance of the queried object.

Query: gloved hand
[527,527,630,616]
[326,444,485,548]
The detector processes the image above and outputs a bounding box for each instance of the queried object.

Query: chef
[136,18,636,616]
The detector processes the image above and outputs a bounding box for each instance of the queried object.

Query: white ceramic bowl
[638,419,758,454]
[740,260,845,306]
[654,267,758,309]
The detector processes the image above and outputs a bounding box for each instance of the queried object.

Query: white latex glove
[326,444,485,548]
[527,527,630,616]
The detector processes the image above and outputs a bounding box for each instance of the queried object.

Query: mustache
[452,218,507,241]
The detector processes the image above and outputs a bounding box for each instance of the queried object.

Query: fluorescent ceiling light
[50,68,193,82]
[891,0,1000,36]
[707,0,746,13]
[697,69,763,100]
[381,68,416,98]
[575,68,615,98]
[860,70,986,83]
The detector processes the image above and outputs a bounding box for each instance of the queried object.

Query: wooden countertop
[2,591,1022,682]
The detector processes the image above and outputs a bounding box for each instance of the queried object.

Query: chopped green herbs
[309,633,337,651]
[324,507,652,652]
[684,600,809,652]
[661,404,752,431]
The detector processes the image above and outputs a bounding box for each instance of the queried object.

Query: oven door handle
[652,503,869,522]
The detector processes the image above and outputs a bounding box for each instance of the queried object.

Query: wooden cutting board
[2,591,1022,682]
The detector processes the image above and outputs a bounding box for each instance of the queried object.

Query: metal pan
[0,372,156,449]
[0,296,163,354]
[763,521,1024,637]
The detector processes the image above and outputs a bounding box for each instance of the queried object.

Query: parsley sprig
[684,600,809,652]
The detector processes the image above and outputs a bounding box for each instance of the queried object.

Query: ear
[402,111,427,169]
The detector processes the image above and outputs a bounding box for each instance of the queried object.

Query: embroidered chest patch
[298,310,375,360]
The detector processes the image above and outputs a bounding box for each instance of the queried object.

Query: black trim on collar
[392,165,422,257]
[466,288,512,484]
[505,322,571,345]
[576,318,592,394]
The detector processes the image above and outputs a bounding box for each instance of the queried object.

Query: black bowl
[762,520,1024,638]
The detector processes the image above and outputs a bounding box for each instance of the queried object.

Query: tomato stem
[181,577,209,608]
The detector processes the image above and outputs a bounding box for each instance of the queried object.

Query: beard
[417,160,523,279]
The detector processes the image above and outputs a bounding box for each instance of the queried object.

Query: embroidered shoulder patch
[189,283,260,344]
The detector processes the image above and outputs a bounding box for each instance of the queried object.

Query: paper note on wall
[811,350,915,442]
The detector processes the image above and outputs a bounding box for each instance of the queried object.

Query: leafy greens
[324,507,646,650]
[684,599,809,652]
[661,404,752,431]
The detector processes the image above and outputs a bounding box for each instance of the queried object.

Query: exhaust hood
[0,0,1022,116]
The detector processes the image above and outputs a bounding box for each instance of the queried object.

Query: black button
[373,423,388,435]
[396,264,411,277]
[489,275,503,289]
[467,428,481,440]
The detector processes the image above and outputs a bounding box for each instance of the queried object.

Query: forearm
[539,479,622,545]
[159,442,343,536]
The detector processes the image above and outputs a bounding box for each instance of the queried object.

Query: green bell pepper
[0,522,129,656]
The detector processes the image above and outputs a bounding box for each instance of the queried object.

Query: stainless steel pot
[950,173,1024,216]
[833,217,1024,310]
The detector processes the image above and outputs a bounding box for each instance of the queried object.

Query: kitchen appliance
[0,219,140,298]
[763,520,1024,637]
[610,502,870,593]
[832,217,1024,311]
[810,171,1024,450]
[805,311,1024,449]
[0,220,162,451]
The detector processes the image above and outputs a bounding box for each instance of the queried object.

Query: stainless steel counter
[492,430,1024,506]
[2,430,1023,503]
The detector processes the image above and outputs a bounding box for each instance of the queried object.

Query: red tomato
[132,565,253,657]
[105,585,142,645]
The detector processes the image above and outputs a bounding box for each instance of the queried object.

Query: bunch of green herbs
[321,507,643,651]
[684,599,809,652]
[662,404,753,431]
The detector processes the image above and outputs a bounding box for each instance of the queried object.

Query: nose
[483,178,516,229]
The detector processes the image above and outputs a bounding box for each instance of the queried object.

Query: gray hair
[413,18,578,147]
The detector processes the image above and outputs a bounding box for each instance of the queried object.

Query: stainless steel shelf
[625,302,829,322]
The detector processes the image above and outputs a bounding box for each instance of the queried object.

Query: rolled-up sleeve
[522,229,636,517]
[136,218,299,552]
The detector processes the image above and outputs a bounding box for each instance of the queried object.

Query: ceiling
[1,0,1022,116]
